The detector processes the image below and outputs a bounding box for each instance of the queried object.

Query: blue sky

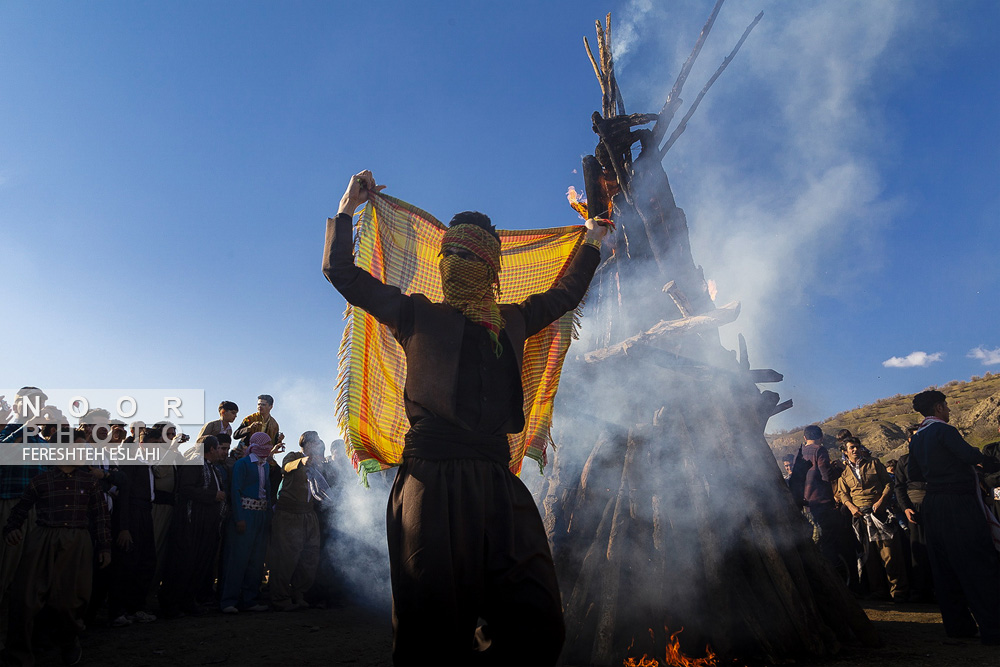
[2,1,998,452]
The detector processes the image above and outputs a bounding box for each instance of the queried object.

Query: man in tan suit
[233,395,283,450]
[837,436,909,602]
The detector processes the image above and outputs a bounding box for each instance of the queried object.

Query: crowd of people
[0,387,346,666]
[784,389,1000,646]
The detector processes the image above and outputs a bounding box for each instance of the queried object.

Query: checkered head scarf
[439,222,505,356]
[247,431,273,459]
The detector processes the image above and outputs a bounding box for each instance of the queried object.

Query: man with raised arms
[324,170,609,666]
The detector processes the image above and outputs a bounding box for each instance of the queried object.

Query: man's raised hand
[584,217,612,244]
[338,170,386,217]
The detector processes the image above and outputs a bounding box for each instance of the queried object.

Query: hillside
[767,372,1000,463]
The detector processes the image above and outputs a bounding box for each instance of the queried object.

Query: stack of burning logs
[540,4,880,665]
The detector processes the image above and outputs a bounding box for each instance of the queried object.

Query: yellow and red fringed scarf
[335,193,587,484]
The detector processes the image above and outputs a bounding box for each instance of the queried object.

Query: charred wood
[658,11,764,159]
[583,301,740,363]
[662,280,694,318]
[771,399,794,416]
[650,0,727,146]
[749,369,783,383]
[738,332,750,371]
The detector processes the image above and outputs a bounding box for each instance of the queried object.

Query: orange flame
[567,186,589,219]
[706,279,718,302]
[623,627,720,667]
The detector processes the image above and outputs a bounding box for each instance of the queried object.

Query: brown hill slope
[767,372,1000,463]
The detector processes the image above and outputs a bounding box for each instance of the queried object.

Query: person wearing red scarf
[219,431,274,613]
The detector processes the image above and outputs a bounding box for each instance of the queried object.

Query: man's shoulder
[925,420,957,435]
[801,442,828,458]
[863,457,886,472]
[914,420,960,445]
[412,295,455,313]
[282,452,306,471]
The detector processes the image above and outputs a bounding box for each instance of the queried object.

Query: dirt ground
[804,600,998,667]
[23,599,1000,666]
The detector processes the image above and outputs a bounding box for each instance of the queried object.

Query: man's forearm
[322,213,407,330]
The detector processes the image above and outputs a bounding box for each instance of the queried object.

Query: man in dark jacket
[798,425,845,570]
[908,390,1000,645]
[324,170,608,666]
[980,417,1000,522]
[894,425,933,602]
[158,436,227,617]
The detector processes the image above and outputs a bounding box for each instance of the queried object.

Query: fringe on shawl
[332,208,396,488]
[511,239,588,477]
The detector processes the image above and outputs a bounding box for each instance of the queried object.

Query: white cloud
[968,346,1000,366]
[882,351,944,368]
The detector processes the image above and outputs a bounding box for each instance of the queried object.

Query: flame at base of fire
[623,627,720,667]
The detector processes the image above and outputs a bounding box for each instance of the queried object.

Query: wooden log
[662,280,693,318]
[584,301,740,363]
[582,155,610,221]
[606,428,640,562]
[650,0,727,146]
[749,368,783,383]
[654,408,736,657]
[562,492,618,662]
[756,390,781,427]
[592,111,635,207]
[702,390,836,656]
[658,11,764,159]
[738,332,750,371]
[710,379,878,648]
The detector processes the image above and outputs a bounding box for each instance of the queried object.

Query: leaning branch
[584,36,606,100]
[658,11,763,160]
[650,0,727,146]
[584,301,741,363]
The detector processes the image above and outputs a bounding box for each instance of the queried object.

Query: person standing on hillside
[837,436,909,602]
[908,390,1000,645]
